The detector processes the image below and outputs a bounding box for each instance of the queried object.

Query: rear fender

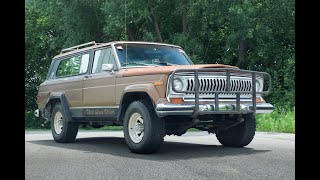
[44,92,74,122]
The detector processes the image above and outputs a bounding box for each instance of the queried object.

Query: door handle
[84,75,92,78]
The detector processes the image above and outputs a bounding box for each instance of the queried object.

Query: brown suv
[34,41,273,154]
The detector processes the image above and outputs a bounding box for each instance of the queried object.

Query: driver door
[82,47,117,107]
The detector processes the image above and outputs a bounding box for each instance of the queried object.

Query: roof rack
[60,41,98,54]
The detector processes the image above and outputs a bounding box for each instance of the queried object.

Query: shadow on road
[27,137,270,161]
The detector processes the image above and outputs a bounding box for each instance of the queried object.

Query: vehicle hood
[119,64,238,77]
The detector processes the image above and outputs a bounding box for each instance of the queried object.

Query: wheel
[51,103,78,143]
[216,114,256,147]
[123,100,165,154]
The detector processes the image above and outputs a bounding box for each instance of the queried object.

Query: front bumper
[156,102,274,117]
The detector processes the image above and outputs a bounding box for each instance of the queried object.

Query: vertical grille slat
[205,79,208,93]
[245,81,248,91]
[209,79,213,94]
[231,80,234,92]
[242,81,244,92]
[246,80,250,94]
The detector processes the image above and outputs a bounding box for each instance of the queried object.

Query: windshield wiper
[158,62,179,66]
[121,62,159,67]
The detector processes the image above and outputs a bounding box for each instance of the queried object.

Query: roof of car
[53,41,182,59]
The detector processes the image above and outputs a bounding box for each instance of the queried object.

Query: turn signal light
[153,81,163,86]
[170,98,184,103]
[256,97,265,103]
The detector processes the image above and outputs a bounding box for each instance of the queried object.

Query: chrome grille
[186,77,252,97]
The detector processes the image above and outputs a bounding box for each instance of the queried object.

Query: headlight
[255,79,263,92]
[173,78,184,92]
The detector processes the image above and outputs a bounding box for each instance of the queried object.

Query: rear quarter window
[56,53,90,77]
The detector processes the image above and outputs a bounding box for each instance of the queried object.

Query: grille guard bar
[170,68,272,117]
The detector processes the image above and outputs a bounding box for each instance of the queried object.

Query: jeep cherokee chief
[34,41,274,154]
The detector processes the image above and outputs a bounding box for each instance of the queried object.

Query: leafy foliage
[25,0,295,128]
[25,3,64,111]
[256,109,295,133]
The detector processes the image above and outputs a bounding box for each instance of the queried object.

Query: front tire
[51,103,78,143]
[123,100,165,154]
[216,114,256,147]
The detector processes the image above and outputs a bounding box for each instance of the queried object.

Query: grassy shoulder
[256,110,294,133]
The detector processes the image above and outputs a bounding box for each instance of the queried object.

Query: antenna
[125,0,128,70]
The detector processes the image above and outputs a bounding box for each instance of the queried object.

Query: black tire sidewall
[51,103,67,141]
[123,101,164,153]
[216,114,256,147]
[123,102,151,149]
[50,103,78,143]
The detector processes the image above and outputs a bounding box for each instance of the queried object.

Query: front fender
[122,83,161,103]
[117,83,162,121]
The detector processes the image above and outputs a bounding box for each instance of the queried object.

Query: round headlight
[173,78,184,92]
[255,81,261,92]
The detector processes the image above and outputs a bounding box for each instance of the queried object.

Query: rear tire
[123,100,165,154]
[216,114,256,147]
[51,103,78,143]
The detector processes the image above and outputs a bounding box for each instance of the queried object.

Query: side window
[56,53,90,77]
[92,48,116,73]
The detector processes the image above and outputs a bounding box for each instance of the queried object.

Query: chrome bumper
[156,102,274,117]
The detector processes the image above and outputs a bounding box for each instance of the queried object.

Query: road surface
[25,130,294,180]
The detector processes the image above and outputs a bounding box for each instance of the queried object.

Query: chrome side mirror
[102,64,114,71]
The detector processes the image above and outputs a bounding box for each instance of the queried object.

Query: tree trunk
[182,0,187,33]
[126,25,135,41]
[238,39,248,63]
[147,2,163,42]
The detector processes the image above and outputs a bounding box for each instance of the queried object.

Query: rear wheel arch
[44,94,73,122]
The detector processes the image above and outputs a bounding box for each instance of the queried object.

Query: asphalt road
[25,130,295,180]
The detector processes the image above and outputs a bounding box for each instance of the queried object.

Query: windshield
[114,43,193,67]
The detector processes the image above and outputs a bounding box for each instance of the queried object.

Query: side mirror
[102,64,114,71]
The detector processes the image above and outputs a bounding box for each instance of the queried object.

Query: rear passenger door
[51,52,90,107]
[82,47,117,107]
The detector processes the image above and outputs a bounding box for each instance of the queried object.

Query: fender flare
[117,84,160,121]
[44,92,74,122]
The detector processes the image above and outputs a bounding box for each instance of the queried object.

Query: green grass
[256,110,295,133]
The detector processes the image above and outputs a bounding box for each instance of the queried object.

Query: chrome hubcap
[54,111,64,135]
[128,113,144,143]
